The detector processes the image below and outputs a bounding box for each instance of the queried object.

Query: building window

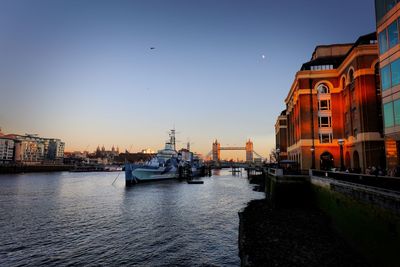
[349,70,354,82]
[388,0,398,10]
[317,84,330,94]
[394,99,400,125]
[341,77,346,90]
[379,29,388,54]
[311,65,334,71]
[392,59,400,87]
[388,20,399,48]
[319,133,333,144]
[318,100,331,110]
[318,116,332,128]
[384,102,394,128]
[381,64,391,90]
[376,0,399,23]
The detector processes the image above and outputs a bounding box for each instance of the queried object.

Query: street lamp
[276,148,281,166]
[310,146,315,169]
[338,139,345,171]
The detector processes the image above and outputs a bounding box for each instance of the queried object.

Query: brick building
[284,33,385,172]
[275,110,288,161]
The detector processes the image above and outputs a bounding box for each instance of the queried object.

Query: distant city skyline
[0,0,375,159]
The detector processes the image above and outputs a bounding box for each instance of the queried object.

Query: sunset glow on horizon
[0,0,375,159]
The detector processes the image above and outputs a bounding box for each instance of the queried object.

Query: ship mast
[169,128,176,151]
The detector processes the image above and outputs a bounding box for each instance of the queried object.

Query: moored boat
[125,130,179,185]
[125,129,205,185]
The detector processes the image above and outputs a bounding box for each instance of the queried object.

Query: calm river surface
[0,169,263,266]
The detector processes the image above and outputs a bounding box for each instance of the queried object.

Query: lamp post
[338,139,345,171]
[310,146,315,169]
[276,148,281,167]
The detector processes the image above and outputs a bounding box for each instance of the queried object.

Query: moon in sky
[261,54,266,59]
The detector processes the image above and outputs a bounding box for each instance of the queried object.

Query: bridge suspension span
[203,139,265,162]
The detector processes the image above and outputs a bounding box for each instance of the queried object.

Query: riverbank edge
[0,164,73,174]
[238,198,369,267]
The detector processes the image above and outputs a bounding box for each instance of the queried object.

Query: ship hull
[125,164,178,185]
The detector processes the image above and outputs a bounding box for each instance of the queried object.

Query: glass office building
[376,0,400,168]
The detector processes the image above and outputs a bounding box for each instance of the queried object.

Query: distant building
[13,135,45,164]
[46,139,65,162]
[91,145,120,164]
[375,0,400,169]
[1,133,65,165]
[275,110,288,161]
[0,138,15,164]
[0,128,15,164]
[141,148,155,154]
[284,33,384,172]
[95,145,119,157]
[113,152,155,164]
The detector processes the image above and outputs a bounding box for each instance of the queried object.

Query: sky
[0,0,376,159]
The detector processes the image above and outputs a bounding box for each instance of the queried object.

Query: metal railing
[310,169,400,192]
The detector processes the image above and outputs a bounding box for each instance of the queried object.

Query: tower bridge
[209,139,264,162]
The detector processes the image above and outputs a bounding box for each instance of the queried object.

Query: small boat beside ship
[125,129,204,185]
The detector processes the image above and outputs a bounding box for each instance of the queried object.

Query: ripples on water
[0,170,263,266]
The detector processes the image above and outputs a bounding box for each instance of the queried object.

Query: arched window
[349,69,354,83]
[342,77,346,90]
[317,84,330,94]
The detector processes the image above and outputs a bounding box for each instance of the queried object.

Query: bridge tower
[246,139,253,162]
[212,140,221,161]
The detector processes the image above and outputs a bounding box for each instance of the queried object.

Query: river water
[0,169,263,266]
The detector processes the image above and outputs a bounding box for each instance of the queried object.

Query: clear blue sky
[0,0,375,159]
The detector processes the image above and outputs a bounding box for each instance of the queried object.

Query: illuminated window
[388,20,399,48]
[318,100,331,110]
[379,30,388,54]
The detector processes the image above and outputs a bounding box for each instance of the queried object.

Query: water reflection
[0,169,263,266]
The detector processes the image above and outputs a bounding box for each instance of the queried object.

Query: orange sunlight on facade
[279,33,385,172]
